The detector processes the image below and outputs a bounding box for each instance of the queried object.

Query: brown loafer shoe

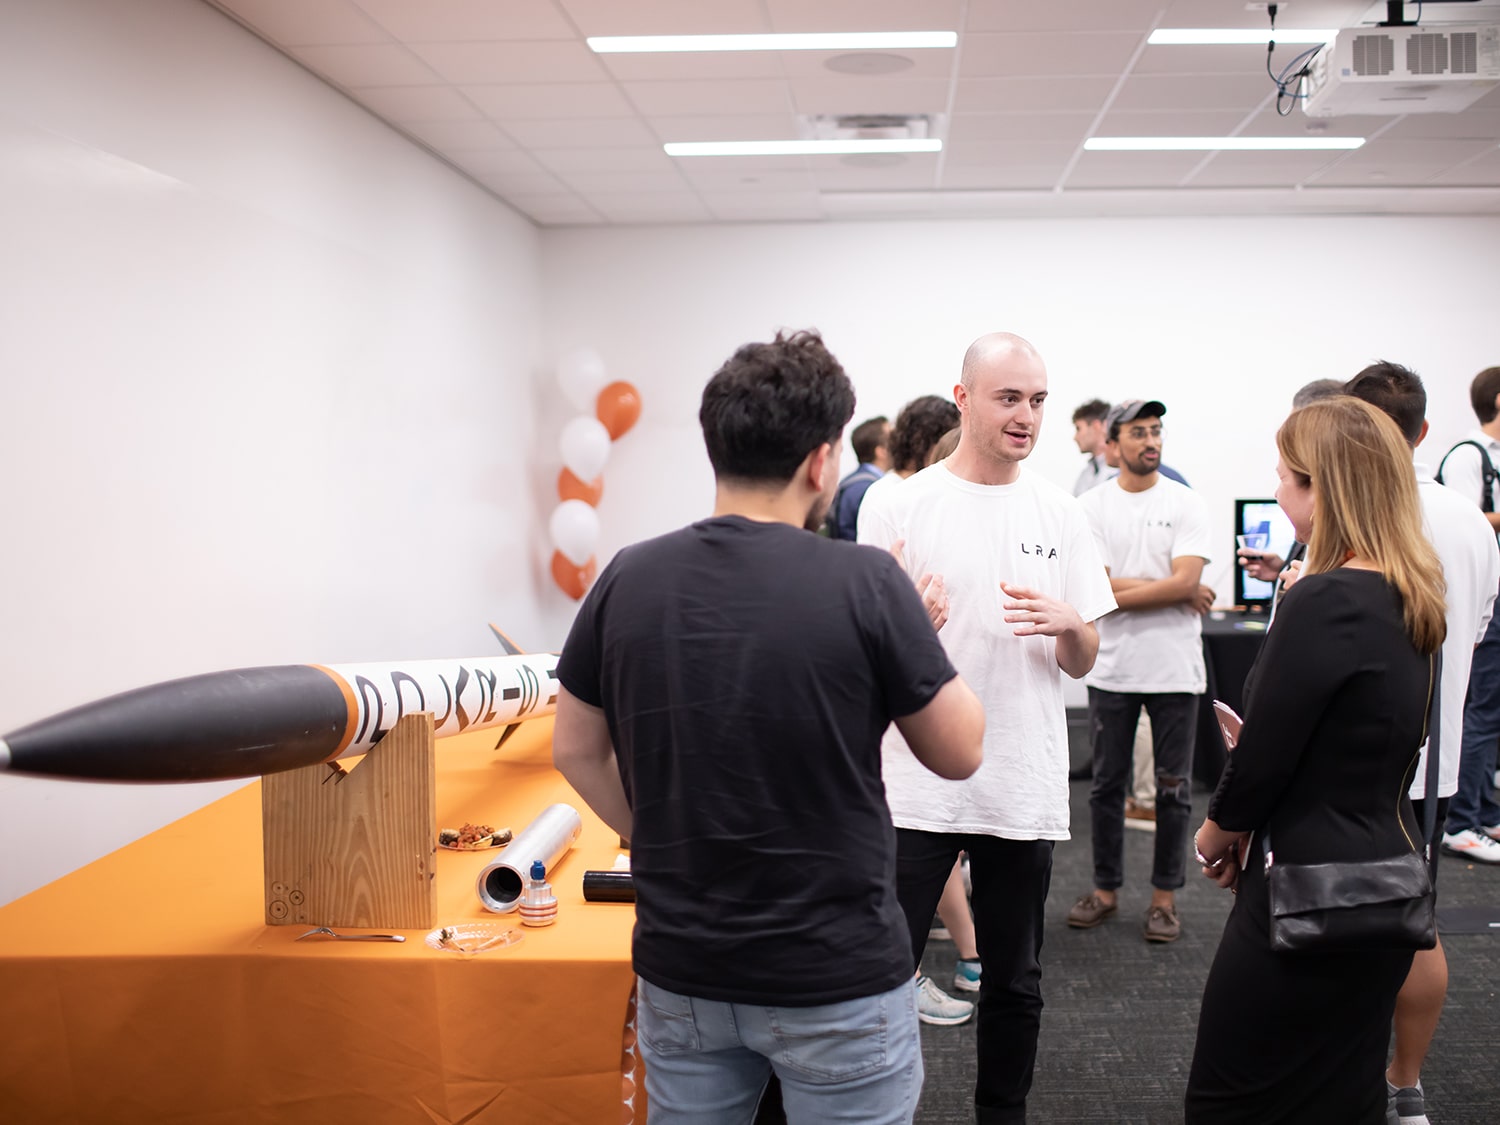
[1143,904,1181,943]
[1066,892,1118,929]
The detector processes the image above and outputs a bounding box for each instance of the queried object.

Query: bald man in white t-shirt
[861,333,1116,1124]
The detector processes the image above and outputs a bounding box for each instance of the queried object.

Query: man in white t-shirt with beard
[1068,399,1213,945]
[860,332,1116,1125]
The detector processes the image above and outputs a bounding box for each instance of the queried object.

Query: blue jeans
[1088,689,1198,891]
[1447,605,1500,834]
[636,977,923,1125]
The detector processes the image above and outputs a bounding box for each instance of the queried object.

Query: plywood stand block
[262,712,436,929]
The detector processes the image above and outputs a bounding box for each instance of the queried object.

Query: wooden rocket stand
[261,712,436,929]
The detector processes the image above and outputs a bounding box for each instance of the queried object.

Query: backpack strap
[1436,440,1498,514]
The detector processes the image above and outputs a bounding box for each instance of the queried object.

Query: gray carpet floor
[911,778,1500,1124]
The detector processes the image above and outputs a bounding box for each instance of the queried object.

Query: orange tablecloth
[0,720,641,1124]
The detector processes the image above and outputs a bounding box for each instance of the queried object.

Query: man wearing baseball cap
[1068,399,1214,943]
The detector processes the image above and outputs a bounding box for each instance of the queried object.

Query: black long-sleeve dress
[1185,568,1432,1124]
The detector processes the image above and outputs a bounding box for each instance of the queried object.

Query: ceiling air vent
[799,113,944,142]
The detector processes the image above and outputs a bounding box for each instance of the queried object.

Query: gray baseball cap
[1105,399,1166,441]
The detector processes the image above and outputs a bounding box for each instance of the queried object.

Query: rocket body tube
[476,804,582,913]
[0,653,558,782]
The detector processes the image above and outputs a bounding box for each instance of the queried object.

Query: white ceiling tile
[451,149,553,177]
[790,78,952,115]
[651,114,805,143]
[949,112,1095,143]
[701,191,824,221]
[763,0,964,33]
[214,0,391,46]
[1303,138,1497,185]
[673,161,816,190]
[940,164,1066,189]
[623,80,794,117]
[351,85,483,123]
[598,53,786,82]
[556,170,694,194]
[1380,110,1500,141]
[464,83,635,121]
[503,117,662,148]
[1063,151,1206,187]
[470,167,572,195]
[411,41,609,84]
[778,48,956,80]
[559,0,769,37]
[1135,44,1284,76]
[353,0,574,42]
[956,76,1117,114]
[960,32,1142,78]
[941,140,1078,168]
[1184,151,1349,187]
[966,0,1162,33]
[808,157,941,190]
[1111,73,1274,112]
[1093,109,1253,136]
[1161,0,1367,28]
[502,193,605,224]
[1241,107,1393,137]
[400,118,514,150]
[532,148,680,173]
[292,43,443,87]
[584,192,713,222]
[1428,149,1500,185]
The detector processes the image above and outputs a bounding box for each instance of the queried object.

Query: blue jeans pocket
[638,979,702,1056]
[767,991,890,1082]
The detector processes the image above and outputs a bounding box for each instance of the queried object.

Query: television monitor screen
[1233,498,1297,610]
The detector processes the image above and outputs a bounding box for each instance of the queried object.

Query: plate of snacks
[438,823,513,851]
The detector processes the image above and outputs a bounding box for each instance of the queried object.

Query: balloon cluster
[550,349,641,600]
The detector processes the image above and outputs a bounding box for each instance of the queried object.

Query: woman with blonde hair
[1185,396,1446,1123]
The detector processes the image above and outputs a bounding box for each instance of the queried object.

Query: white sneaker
[1481,823,1500,842]
[1440,828,1500,864]
[914,975,974,1026]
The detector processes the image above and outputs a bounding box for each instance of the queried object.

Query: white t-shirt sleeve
[1172,488,1214,564]
[857,479,900,550]
[1065,504,1119,624]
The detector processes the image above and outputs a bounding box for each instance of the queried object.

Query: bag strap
[1436,440,1498,513]
[1261,650,1441,868]
[1420,650,1443,872]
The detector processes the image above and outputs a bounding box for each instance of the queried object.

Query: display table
[1195,611,1270,787]
[0,720,641,1124]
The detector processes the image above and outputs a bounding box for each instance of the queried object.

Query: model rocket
[0,630,558,783]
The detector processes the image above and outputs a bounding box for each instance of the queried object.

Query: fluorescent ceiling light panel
[666,140,942,157]
[589,32,957,53]
[1148,29,1337,45]
[1085,136,1364,151]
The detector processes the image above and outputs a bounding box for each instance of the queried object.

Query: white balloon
[557,348,608,414]
[549,500,600,567]
[559,416,611,480]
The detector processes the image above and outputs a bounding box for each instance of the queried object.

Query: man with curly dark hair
[553,329,985,1124]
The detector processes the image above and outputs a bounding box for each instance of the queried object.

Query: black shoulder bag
[1264,651,1441,954]
[1436,440,1497,513]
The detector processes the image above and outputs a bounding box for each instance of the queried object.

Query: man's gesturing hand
[891,539,950,631]
[1000,581,1082,637]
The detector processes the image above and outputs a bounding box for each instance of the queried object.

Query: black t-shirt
[557,515,957,1006]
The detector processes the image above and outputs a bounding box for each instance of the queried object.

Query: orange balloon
[558,467,604,506]
[551,550,597,600]
[596,381,642,441]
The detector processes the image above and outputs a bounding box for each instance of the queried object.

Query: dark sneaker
[1066,892,1118,929]
[1386,1079,1430,1125]
[1143,904,1181,943]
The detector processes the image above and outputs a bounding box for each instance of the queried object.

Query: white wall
[542,214,1496,597]
[0,0,547,905]
[542,216,1498,705]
